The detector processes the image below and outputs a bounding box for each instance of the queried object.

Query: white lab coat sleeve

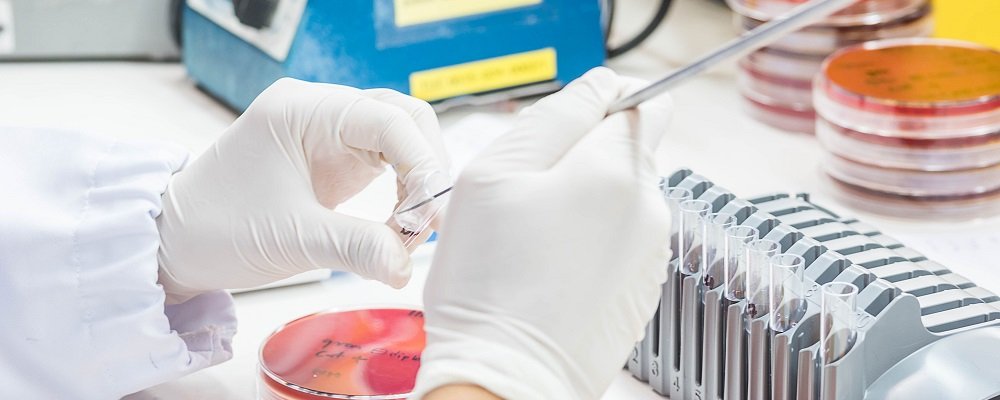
[0,128,237,399]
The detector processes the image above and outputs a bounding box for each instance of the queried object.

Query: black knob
[233,0,280,29]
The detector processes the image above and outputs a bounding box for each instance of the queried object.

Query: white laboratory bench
[1,0,997,398]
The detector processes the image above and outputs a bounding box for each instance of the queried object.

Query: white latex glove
[157,78,449,304]
[412,67,673,399]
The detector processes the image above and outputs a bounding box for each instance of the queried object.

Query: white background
[0,0,997,398]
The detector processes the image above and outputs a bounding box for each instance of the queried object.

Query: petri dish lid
[726,0,927,27]
[737,3,932,56]
[823,153,1000,198]
[742,47,828,82]
[259,308,425,399]
[819,38,1000,117]
[738,63,815,108]
[741,94,817,134]
[823,171,1000,219]
[816,117,1000,171]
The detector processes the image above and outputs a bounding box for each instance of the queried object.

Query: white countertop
[1,0,997,398]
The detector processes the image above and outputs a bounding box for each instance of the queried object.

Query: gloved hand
[157,78,449,304]
[412,67,673,399]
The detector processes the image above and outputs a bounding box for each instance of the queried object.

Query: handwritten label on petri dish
[825,43,1000,103]
[314,338,422,363]
[261,308,425,398]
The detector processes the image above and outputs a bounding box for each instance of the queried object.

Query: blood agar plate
[730,0,932,133]
[824,154,1000,198]
[726,0,927,27]
[742,94,817,134]
[816,118,1000,171]
[823,171,1000,218]
[738,62,814,106]
[742,47,827,81]
[737,3,932,56]
[737,50,823,133]
[258,308,425,400]
[738,58,817,134]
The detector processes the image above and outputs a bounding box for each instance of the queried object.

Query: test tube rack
[629,169,1000,400]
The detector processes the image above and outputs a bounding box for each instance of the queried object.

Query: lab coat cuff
[0,129,238,399]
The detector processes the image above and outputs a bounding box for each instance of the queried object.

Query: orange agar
[822,40,1000,115]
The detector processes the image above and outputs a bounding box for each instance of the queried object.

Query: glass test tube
[703,213,737,290]
[745,239,780,320]
[723,226,759,301]
[769,254,808,332]
[390,170,452,251]
[678,200,712,276]
[820,282,858,365]
[664,187,694,259]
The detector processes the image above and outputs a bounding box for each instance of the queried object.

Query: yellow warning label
[393,0,541,27]
[410,48,557,102]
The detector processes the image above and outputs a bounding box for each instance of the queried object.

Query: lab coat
[0,128,237,399]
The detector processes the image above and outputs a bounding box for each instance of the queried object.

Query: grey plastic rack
[628,169,1000,400]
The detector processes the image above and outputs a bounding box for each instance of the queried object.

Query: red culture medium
[259,308,425,400]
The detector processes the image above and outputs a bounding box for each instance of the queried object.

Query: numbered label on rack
[0,0,13,53]
[806,283,821,298]
[856,311,874,329]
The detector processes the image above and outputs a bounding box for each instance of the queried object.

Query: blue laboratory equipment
[182,0,606,111]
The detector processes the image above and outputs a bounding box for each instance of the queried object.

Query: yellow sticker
[393,0,541,27]
[933,0,1000,49]
[410,48,557,102]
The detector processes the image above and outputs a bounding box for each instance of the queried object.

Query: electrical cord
[602,0,616,41]
[170,0,184,48]
[605,0,675,59]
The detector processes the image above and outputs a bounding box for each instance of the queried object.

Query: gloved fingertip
[371,225,413,289]
[580,66,618,82]
[570,67,624,100]
[385,259,414,289]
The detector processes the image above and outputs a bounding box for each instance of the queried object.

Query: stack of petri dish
[814,39,1000,218]
[727,0,934,133]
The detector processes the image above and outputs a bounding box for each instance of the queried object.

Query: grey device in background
[607,0,855,114]
[0,0,180,60]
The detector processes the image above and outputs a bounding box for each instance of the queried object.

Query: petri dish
[823,170,1000,219]
[726,0,927,27]
[258,308,425,400]
[736,2,932,56]
[816,117,1000,171]
[742,47,828,82]
[824,153,1000,198]
[814,39,1000,218]
[741,90,817,134]
[815,38,1000,129]
[738,61,815,107]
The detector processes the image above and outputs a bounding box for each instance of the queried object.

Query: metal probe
[394,186,453,214]
[607,0,857,114]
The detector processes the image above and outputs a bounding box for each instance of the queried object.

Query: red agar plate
[259,308,425,400]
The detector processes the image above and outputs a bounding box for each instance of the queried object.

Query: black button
[233,0,280,29]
